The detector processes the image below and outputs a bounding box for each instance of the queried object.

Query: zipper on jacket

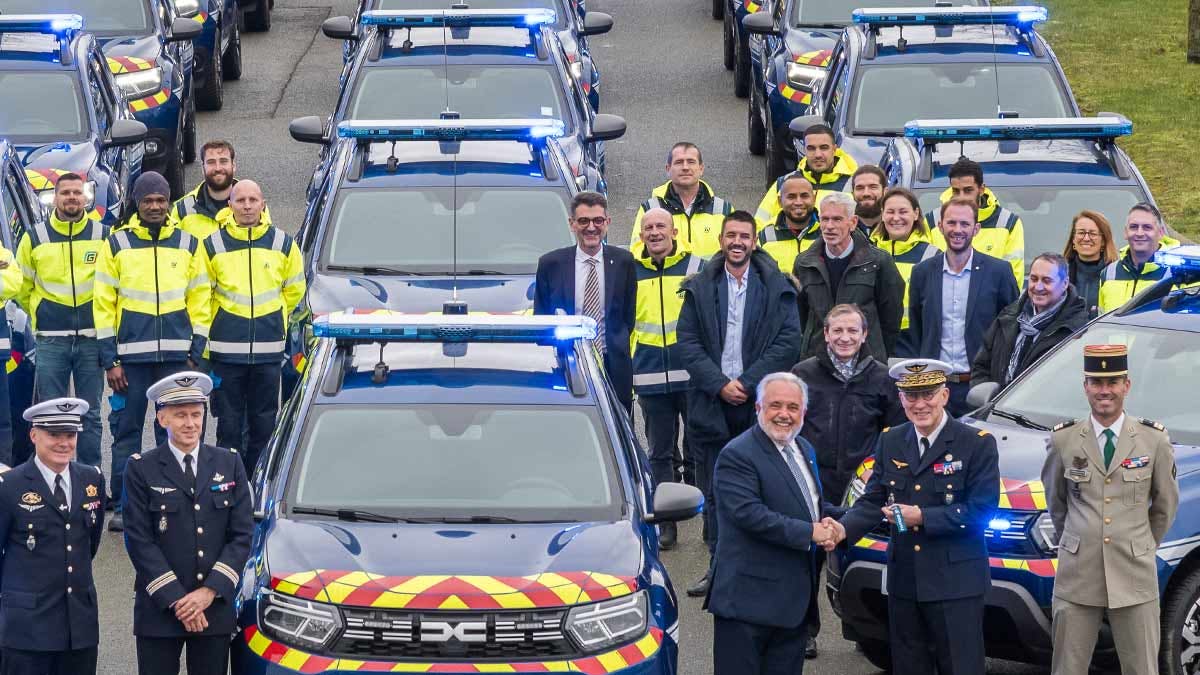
[68,226,78,335]
[153,233,161,359]
[247,233,255,359]
[657,260,669,389]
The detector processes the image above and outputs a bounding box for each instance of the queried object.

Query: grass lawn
[1027,0,1200,239]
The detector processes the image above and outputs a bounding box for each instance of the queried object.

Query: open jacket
[970,288,1089,389]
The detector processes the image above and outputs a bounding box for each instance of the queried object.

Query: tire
[712,0,723,21]
[182,97,197,165]
[764,107,789,185]
[748,89,765,155]
[1160,564,1200,675]
[733,32,750,98]
[245,0,271,32]
[722,10,735,70]
[222,13,243,81]
[858,640,892,672]
[165,128,186,200]
[196,26,224,111]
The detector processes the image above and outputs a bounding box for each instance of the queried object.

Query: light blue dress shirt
[938,252,973,373]
[720,265,752,380]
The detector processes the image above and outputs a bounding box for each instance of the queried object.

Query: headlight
[115,67,164,100]
[258,590,343,650]
[569,60,584,81]
[174,0,202,17]
[1031,512,1058,554]
[566,591,647,653]
[785,62,825,91]
[36,180,97,211]
[843,476,867,508]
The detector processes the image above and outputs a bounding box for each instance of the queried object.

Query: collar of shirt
[1092,413,1126,442]
[168,441,201,474]
[825,237,854,260]
[575,246,603,265]
[827,346,857,378]
[917,410,951,450]
[33,455,69,496]
[725,264,752,292]
[943,250,975,277]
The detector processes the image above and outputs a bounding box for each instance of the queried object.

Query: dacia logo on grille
[420,619,487,643]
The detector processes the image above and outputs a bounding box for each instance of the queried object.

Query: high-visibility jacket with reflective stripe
[928,187,1025,288]
[170,182,225,241]
[1097,239,1180,313]
[870,228,943,330]
[631,244,703,396]
[93,215,211,368]
[15,212,108,337]
[756,211,821,272]
[0,246,25,359]
[629,180,733,259]
[755,149,858,225]
[203,211,305,364]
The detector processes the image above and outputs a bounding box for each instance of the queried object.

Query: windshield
[988,324,1200,446]
[372,0,568,29]
[322,187,572,274]
[917,186,1141,271]
[289,404,620,521]
[793,0,980,26]
[349,65,567,123]
[851,63,1071,134]
[0,0,152,36]
[0,72,86,141]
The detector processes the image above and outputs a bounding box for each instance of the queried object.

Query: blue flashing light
[0,13,84,34]
[336,118,565,143]
[903,116,1133,142]
[987,517,1013,532]
[360,8,555,28]
[851,6,1047,27]
[1155,245,1200,272]
[313,312,598,343]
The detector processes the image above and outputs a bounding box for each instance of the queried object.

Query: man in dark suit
[831,359,1000,675]
[904,199,1020,416]
[534,191,637,413]
[122,372,253,675]
[706,372,837,674]
[677,210,802,597]
[0,397,106,675]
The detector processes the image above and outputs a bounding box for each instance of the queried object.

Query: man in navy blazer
[904,199,1019,415]
[534,191,637,413]
[706,372,840,674]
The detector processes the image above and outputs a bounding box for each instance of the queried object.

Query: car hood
[784,29,837,64]
[264,518,644,608]
[308,272,535,315]
[14,142,97,179]
[97,34,162,63]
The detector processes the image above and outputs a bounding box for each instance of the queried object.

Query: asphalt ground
[83,0,1062,671]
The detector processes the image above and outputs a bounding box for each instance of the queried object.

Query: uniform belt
[947,372,971,383]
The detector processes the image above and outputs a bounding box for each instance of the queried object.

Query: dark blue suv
[786,5,1078,169]
[0,14,147,225]
[231,312,703,674]
[171,0,242,111]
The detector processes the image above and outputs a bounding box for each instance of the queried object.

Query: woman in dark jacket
[971,253,1089,391]
[1062,210,1118,318]
[792,304,904,504]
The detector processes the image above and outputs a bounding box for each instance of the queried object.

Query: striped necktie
[582,257,605,353]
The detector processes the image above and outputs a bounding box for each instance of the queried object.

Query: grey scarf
[1005,295,1067,384]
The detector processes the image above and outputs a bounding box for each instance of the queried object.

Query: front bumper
[231,624,675,674]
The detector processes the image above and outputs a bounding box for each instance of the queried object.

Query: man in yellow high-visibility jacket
[170,139,238,240]
[755,123,858,226]
[629,143,733,259]
[1098,203,1181,313]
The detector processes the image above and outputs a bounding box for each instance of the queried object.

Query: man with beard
[850,165,886,236]
[15,174,108,469]
[677,210,801,597]
[927,159,1025,286]
[756,174,819,272]
[94,171,212,532]
[755,124,859,226]
[905,200,1019,416]
[171,141,239,240]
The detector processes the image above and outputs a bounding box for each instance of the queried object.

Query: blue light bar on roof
[313,311,598,343]
[1155,245,1200,272]
[0,13,84,34]
[360,8,556,28]
[903,116,1133,142]
[336,118,566,142]
[851,6,1047,27]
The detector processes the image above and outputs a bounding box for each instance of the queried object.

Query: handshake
[812,517,845,552]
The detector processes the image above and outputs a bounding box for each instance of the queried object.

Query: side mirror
[168,17,203,42]
[290,116,329,145]
[587,113,626,143]
[966,382,1001,411]
[646,482,704,524]
[742,12,777,35]
[788,115,825,140]
[322,16,356,40]
[105,119,148,147]
[580,12,613,36]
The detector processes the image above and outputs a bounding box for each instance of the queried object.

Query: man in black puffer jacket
[971,253,1089,391]
[676,211,802,598]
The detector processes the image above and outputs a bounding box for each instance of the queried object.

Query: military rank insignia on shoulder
[1139,417,1165,432]
[130,453,142,461]
[1052,419,1079,432]
[230,447,239,454]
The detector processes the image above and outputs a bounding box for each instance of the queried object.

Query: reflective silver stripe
[1102,262,1119,281]
[37,328,97,337]
[192,324,209,338]
[1004,247,1024,263]
[283,272,304,288]
[32,221,50,246]
[96,328,116,340]
[209,339,286,354]
[146,571,177,595]
[29,272,94,297]
[216,286,280,305]
[187,273,210,290]
[17,263,34,279]
[119,287,186,304]
[634,320,677,335]
[711,197,728,214]
[0,339,11,351]
[93,272,118,287]
[118,339,192,355]
[212,561,239,586]
[269,228,285,252]
[633,370,691,386]
[685,255,703,275]
[88,220,105,240]
[179,231,194,253]
[114,231,133,252]
[207,233,227,256]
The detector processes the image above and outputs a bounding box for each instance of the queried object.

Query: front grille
[333,607,577,660]
[867,510,1043,557]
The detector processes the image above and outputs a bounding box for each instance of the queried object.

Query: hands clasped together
[811,517,846,552]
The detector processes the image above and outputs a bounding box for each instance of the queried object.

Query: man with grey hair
[793,193,904,360]
[706,371,839,674]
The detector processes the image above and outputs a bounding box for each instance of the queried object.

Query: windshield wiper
[428,515,580,524]
[804,22,846,28]
[989,408,1051,432]
[465,269,509,275]
[290,506,405,522]
[325,264,435,276]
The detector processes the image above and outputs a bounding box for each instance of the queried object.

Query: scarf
[827,346,858,382]
[1005,295,1067,384]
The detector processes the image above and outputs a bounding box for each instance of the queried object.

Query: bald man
[633,207,705,550]
[203,180,305,471]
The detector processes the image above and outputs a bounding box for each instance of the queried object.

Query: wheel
[857,640,892,672]
[165,128,186,200]
[722,9,735,70]
[712,0,723,20]
[733,31,750,98]
[222,12,243,80]
[748,89,765,155]
[1161,564,1200,675]
[764,107,789,185]
[182,97,197,164]
[196,26,224,111]
[245,0,271,32]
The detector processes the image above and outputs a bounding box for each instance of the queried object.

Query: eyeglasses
[573,217,609,227]
[1073,231,1101,240]
[899,389,940,402]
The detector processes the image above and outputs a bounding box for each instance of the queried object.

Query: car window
[86,60,111,131]
[0,72,87,142]
[289,404,620,521]
[3,166,31,243]
[349,65,567,124]
[0,0,153,36]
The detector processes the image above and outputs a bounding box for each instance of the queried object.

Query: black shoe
[107,513,124,532]
[686,574,710,598]
[805,636,818,659]
[659,523,678,551]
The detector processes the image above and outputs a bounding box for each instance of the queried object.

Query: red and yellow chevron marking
[854,536,888,552]
[855,456,875,482]
[778,83,812,105]
[793,49,832,67]
[270,570,638,610]
[997,479,1047,511]
[106,56,155,74]
[243,625,664,673]
[744,1,761,12]
[129,88,171,112]
[192,11,210,23]
[854,536,1059,577]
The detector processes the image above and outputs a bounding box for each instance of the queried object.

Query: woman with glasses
[1062,210,1118,317]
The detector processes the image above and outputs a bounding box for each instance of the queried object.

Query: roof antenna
[987,2,1003,118]
[442,112,466,316]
